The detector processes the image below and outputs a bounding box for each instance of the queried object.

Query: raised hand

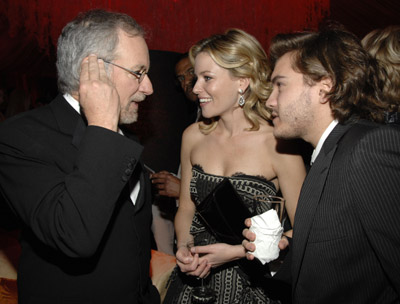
[79,54,120,131]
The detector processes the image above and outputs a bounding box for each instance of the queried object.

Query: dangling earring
[238,89,245,107]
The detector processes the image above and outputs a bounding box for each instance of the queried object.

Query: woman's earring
[238,89,245,107]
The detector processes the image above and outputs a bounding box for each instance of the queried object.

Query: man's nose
[140,75,153,95]
[266,90,277,108]
[183,76,194,88]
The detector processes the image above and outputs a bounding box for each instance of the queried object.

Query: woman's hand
[175,245,211,278]
[190,243,246,269]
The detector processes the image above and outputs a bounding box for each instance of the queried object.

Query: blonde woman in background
[362,25,400,124]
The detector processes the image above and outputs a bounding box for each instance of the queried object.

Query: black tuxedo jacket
[291,120,400,303]
[0,95,159,304]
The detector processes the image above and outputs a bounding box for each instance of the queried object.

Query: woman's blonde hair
[189,28,271,134]
[362,25,400,113]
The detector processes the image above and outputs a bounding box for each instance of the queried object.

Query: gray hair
[56,9,145,94]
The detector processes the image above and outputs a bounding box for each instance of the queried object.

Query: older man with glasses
[0,9,160,304]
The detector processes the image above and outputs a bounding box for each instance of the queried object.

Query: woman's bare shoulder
[258,121,276,142]
[183,122,202,136]
[182,122,206,146]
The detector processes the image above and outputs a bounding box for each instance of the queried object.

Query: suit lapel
[132,163,147,213]
[120,127,148,214]
[50,94,87,148]
[292,123,352,291]
[50,97,147,213]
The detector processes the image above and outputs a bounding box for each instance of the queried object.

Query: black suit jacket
[291,120,400,303]
[0,95,160,304]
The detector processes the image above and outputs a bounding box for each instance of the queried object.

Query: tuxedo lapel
[292,123,352,291]
[72,119,87,148]
[50,94,87,148]
[50,98,147,213]
[132,163,147,213]
[120,127,148,214]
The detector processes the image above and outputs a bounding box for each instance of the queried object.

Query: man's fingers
[98,58,108,81]
[88,54,100,80]
[242,239,256,261]
[242,228,249,238]
[242,228,256,242]
[152,177,166,184]
[80,57,90,82]
[245,252,255,261]
[152,172,168,179]
[278,236,289,250]
[242,239,255,251]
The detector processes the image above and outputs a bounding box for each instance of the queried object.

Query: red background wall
[0,0,400,95]
[0,0,399,107]
[0,0,398,211]
[1,0,330,54]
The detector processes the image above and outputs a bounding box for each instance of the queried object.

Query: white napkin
[249,209,283,265]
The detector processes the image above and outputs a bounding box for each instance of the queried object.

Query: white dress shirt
[310,120,338,166]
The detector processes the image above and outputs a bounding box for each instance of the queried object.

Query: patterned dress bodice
[189,164,277,240]
[164,164,280,304]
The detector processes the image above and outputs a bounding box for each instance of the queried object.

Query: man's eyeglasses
[102,59,147,83]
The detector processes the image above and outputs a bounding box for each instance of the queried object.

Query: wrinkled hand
[190,243,245,271]
[79,54,120,131]
[176,245,210,279]
[242,218,290,261]
[150,171,181,198]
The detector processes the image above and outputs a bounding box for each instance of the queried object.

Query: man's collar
[310,120,338,165]
[64,93,129,136]
[63,93,80,114]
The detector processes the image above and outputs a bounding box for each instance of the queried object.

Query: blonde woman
[164,29,306,303]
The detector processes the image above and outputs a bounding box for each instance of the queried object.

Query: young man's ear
[318,77,333,104]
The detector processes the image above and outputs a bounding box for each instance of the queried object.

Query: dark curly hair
[269,24,387,124]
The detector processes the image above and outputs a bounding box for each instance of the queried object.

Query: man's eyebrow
[129,64,147,72]
[136,64,147,71]
[271,75,286,84]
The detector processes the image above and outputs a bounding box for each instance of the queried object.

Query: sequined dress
[164,164,278,304]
